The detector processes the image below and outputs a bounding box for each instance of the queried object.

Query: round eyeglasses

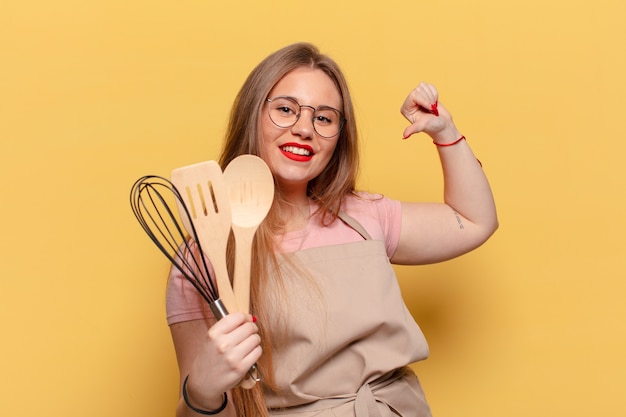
[266,96,345,138]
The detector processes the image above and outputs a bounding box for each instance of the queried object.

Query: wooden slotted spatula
[223,154,274,315]
[171,160,237,314]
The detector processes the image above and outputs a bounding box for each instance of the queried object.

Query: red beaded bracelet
[433,135,466,147]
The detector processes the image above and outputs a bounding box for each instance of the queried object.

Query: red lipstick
[279,143,314,162]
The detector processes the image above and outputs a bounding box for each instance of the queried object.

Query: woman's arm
[391,83,498,265]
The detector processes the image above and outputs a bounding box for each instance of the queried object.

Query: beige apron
[263,213,432,417]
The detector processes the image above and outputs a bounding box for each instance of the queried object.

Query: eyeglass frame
[265,96,346,138]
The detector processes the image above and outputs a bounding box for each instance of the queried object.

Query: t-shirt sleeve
[165,264,213,326]
[372,195,402,258]
[347,192,402,258]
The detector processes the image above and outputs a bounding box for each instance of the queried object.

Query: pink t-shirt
[165,192,402,325]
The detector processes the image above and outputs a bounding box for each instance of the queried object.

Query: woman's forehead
[270,67,342,109]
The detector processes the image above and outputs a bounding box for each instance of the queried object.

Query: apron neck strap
[337,211,373,241]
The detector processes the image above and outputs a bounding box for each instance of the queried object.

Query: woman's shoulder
[342,191,401,217]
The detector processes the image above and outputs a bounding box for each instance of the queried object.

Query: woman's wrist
[182,375,228,415]
[433,134,483,167]
[430,126,463,146]
[433,135,465,147]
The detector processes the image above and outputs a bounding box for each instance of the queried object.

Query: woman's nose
[290,108,315,139]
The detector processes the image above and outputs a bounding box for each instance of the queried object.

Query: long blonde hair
[219,42,360,416]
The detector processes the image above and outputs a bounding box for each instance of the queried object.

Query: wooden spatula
[171,160,237,314]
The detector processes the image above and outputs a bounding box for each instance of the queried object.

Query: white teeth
[281,146,311,156]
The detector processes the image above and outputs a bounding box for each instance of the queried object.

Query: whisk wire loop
[130,175,219,303]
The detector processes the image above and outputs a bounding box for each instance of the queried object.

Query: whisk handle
[208,299,263,387]
[209,298,229,320]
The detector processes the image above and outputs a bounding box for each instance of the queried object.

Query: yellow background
[2,0,624,416]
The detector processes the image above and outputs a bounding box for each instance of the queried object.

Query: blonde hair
[219,42,359,416]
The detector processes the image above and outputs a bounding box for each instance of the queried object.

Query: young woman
[166,42,498,417]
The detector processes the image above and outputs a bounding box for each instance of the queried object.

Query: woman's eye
[315,110,338,125]
[278,106,295,114]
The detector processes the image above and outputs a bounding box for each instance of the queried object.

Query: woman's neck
[276,193,311,232]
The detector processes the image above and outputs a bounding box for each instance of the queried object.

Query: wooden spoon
[222,154,274,315]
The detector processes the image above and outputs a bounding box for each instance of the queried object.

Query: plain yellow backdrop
[1,1,625,416]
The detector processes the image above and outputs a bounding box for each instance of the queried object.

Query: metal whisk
[129,175,228,318]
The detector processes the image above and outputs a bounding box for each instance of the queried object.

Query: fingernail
[430,101,439,117]
[252,315,258,323]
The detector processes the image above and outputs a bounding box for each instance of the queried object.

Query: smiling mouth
[280,145,312,156]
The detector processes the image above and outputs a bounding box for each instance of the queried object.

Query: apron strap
[355,383,386,417]
[354,368,407,417]
[268,369,412,416]
[337,211,373,241]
